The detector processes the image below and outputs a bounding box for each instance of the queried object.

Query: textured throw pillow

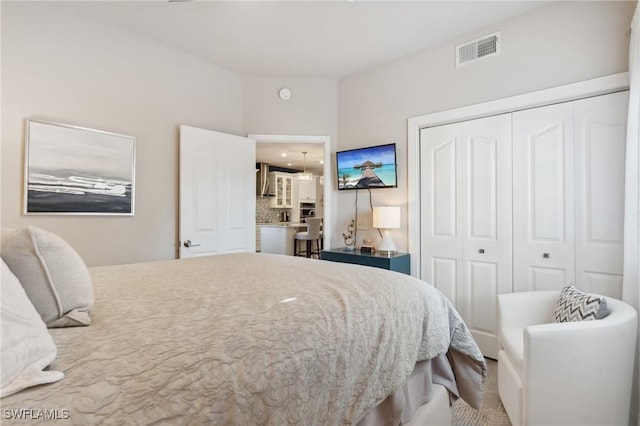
[553,284,608,323]
[1,226,94,327]
[1,260,64,398]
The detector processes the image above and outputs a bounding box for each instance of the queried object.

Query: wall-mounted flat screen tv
[336,143,397,190]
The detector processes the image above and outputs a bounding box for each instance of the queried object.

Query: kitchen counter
[260,224,300,255]
[259,222,307,228]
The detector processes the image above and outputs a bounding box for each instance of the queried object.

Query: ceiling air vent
[456,32,501,67]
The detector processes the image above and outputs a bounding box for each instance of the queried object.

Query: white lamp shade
[373,206,401,229]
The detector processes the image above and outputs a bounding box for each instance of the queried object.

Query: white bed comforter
[3,253,485,425]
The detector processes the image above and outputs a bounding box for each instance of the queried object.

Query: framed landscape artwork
[24,119,136,215]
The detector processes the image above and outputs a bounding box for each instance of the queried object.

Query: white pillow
[1,226,93,327]
[1,260,64,398]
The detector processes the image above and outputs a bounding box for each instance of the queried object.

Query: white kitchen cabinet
[420,113,512,359]
[297,175,316,202]
[260,225,297,255]
[269,172,293,208]
[292,175,323,222]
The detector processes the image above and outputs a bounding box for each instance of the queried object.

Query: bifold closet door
[513,92,628,296]
[420,114,512,358]
[420,122,461,305]
[574,91,628,298]
[512,102,575,292]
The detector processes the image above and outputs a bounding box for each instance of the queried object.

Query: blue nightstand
[320,248,410,275]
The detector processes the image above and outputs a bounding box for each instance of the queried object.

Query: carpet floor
[453,358,511,426]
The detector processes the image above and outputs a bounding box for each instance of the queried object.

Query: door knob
[183,240,201,248]
[543,252,550,258]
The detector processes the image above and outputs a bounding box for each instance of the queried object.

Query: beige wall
[337,1,634,252]
[1,1,634,267]
[0,4,341,266]
[243,76,339,247]
[1,2,244,266]
[243,76,337,136]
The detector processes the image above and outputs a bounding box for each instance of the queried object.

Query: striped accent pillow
[553,285,608,323]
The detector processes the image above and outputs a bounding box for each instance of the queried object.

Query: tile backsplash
[256,197,291,223]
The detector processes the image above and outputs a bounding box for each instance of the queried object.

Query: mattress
[2,253,485,424]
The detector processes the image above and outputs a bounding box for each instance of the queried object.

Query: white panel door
[459,114,512,358]
[179,126,256,258]
[513,103,575,291]
[420,123,462,305]
[574,91,628,298]
[421,114,511,358]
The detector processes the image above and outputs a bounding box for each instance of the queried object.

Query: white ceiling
[256,142,325,174]
[64,0,545,79]
[61,0,545,172]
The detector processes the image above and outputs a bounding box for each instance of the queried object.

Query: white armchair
[497,291,637,426]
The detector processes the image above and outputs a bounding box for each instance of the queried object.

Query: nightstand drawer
[320,249,410,275]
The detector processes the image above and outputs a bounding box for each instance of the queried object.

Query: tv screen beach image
[337,144,397,190]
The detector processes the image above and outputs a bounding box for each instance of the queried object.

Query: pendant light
[298,151,313,181]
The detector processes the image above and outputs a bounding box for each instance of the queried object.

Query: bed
[1,231,485,425]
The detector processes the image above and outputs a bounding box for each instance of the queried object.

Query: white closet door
[513,103,575,292]
[421,114,511,358]
[459,114,512,358]
[420,123,462,304]
[574,91,628,298]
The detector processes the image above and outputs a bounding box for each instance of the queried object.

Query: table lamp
[373,206,401,256]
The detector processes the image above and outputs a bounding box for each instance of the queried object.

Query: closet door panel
[574,91,628,298]
[433,141,457,238]
[467,134,497,240]
[459,114,512,358]
[585,272,623,299]
[529,266,568,291]
[468,261,497,331]
[461,115,512,263]
[531,131,565,241]
[420,123,462,304]
[464,259,500,355]
[432,257,458,303]
[513,103,575,292]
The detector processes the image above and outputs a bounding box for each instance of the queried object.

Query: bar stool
[294,217,322,258]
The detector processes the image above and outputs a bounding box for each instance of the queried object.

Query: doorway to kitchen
[250,134,331,255]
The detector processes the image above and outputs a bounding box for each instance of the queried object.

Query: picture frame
[24,119,136,215]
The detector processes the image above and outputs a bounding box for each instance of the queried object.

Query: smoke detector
[278,88,292,101]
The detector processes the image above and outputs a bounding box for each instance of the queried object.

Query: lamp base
[377,230,397,257]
